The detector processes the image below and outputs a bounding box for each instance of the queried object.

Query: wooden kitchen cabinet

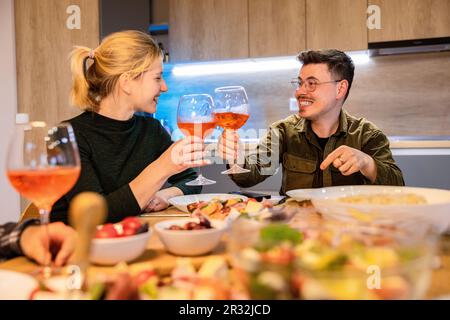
[14,0,99,125]
[169,0,249,62]
[168,0,367,61]
[169,0,306,61]
[368,0,450,43]
[165,0,450,61]
[306,0,368,51]
[249,0,306,57]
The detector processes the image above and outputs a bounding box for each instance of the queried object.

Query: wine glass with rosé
[6,121,81,277]
[177,94,217,186]
[214,86,250,174]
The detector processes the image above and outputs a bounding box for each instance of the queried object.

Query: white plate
[0,270,38,300]
[168,193,248,213]
[286,188,326,201]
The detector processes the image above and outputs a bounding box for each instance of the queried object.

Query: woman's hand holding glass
[176,94,216,186]
[157,135,210,176]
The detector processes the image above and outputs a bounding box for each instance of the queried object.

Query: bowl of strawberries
[90,217,151,265]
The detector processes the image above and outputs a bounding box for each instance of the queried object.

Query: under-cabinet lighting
[171,51,370,77]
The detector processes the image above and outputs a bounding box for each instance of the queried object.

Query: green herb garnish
[259,224,303,247]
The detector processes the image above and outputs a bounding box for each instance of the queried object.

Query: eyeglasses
[290,78,343,92]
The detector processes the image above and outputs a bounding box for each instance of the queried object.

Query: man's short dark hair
[297,49,355,101]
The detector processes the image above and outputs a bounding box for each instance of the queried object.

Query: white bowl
[90,230,152,265]
[168,193,248,213]
[303,185,450,233]
[154,218,227,256]
[286,188,328,201]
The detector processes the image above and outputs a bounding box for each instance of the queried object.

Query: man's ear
[336,80,349,100]
[118,73,132,95]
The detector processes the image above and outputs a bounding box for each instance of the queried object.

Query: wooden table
[0,207,226,277]
[1,206,450,299]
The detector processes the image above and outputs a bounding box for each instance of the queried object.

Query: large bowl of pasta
[291,186,450,233]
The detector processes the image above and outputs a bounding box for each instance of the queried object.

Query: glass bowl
[227,218,438,300]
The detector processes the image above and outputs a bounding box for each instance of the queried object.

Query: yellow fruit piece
[244,201,264,214]
[300,250,343,271]
[352,247,399,269]
[200,201,222,215]
[302,277,366,300]
[225,198,242,207]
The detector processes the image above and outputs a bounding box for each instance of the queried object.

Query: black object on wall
[99,0,151,39]
[368,37,450,49]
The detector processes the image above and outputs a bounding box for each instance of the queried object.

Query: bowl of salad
[228,219,438,300]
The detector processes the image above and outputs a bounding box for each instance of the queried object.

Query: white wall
[0,0,20,223]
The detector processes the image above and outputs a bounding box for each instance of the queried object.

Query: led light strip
[171,51,370,77]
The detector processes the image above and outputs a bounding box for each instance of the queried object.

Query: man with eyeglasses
[219,49,404,193]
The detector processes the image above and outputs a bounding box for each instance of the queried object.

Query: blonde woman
[51,30,208,224]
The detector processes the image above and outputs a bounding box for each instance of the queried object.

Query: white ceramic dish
[295,185,450,233]
[286,188,327,201]
[168,193,248,213]
[90,230,152,265]
[0,270,38,300]
[154,218,227,256]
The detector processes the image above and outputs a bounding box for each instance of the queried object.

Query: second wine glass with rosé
[214,86,250,174]
[6,121,81,277]
[177,94,217,186]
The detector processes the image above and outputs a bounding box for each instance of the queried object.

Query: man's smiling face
[295,63,344,121]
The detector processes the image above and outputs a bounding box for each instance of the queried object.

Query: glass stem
[198,136,205,179]
[232,130,238,168]
[38,208,51,277]
[197,167,204,179]
[39,208,49,224]
[223,129,235,168]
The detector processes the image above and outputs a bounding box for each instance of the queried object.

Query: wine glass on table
[214,86,250,174]
[6,121,81,277]
[177,94,217,186]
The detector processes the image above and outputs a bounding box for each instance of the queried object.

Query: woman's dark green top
[51,112,200,224]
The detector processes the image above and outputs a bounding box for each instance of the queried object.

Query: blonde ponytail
[69,30,162,111]
[70,46,97,111]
